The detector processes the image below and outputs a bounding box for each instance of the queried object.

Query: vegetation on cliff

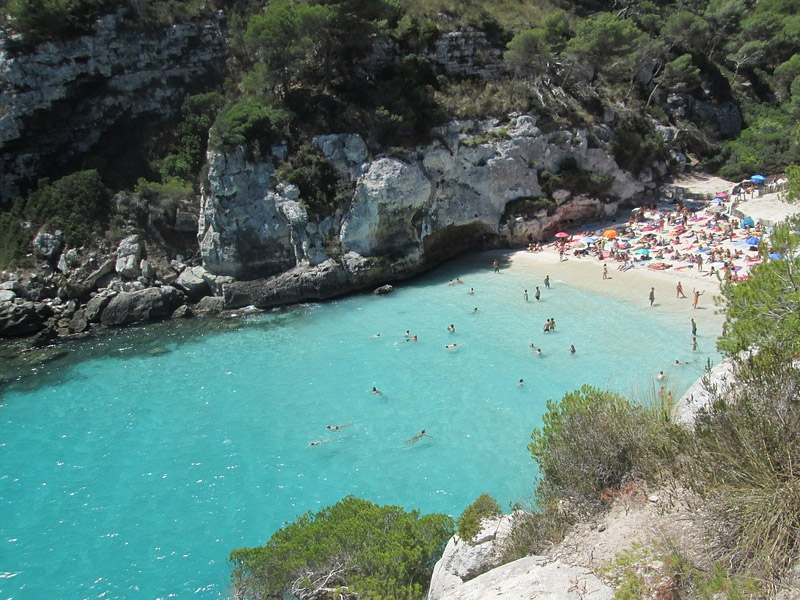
[3,0,800,269]
[229,496,453,600]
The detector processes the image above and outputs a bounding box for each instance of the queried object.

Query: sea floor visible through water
[0,251,720,599]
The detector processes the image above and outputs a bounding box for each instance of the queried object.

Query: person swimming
[569,344,576,354]
[369,333,381,339]
[309,438,333,446]
[468,287,474,294]
[371,386,383,394]
[445,343,458,349]
[326,423,352,432]
[447,324,455,332]
[518,378,525,386]
[405,429,429,445]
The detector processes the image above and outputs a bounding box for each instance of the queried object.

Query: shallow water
[0,252,718,599]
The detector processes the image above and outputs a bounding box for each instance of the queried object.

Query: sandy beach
[504,173,800,339]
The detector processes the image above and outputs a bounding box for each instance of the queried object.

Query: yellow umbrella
[603,229,618,239]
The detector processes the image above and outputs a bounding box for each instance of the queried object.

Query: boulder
[193,295,225,315]
[171,304,193,319]
[435,556,612,600]
[33,230,64,261]
[68,310,89,334]
[174,266,211,301]
[0,301,45,336]
[374,284,394,295]
[84,291,116,323]
[115,235,142,279]
[140,259,155,282]
[0,289,16,303]
[428,514,515,600]
[64,258,116,299]
[100,286,184,327]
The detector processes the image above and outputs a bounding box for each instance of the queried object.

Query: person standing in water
[535,287,541,301]
[691,318,697,337]
[493,259,500,273]
[524,289,529,302]
[544,275,550,288]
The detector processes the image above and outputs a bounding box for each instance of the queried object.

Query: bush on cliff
[208,98,292,156]
[528,384,679,515]
[456,493,502,543]
[689,348,800,579]
[229,495,454,600]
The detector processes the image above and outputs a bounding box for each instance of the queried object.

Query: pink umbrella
[715,191,729,198]
[555,232,570,238]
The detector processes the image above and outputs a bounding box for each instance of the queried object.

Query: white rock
[437,556,613,600]
[115,234,141,279]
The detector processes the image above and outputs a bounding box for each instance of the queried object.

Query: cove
[0,252,719,599]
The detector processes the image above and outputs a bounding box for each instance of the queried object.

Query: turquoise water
[0,252,718,599]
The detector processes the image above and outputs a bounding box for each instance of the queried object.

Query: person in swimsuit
[405,429,429,445]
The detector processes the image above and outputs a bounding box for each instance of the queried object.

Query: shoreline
[507,247,725,337]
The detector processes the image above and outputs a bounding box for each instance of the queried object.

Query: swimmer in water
[536,348,542,356]
[445,343,458,349]
[405,429,429,445]
[371,386,383,394]
[569,344,576,354]
[448,324,455,332]
[657,371,664,380]
[310,438,333,446]
[326,423,352,432]
[472,307,478,313]
[518,378,525,386]
[468,287,474,294]
[369,333,381,339]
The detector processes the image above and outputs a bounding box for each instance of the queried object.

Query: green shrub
[502,196,557,220]
[229,496,454,600]
[23,169,110,247]
[0,205,32,269]
[160,92,224,183]
[690,349,800,579]
[456,493,502,543]
[5,0,112,42]
[529,385,678,515]
[275,142,341,216]
[208,99,292,155]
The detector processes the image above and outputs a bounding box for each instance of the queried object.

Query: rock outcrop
[199,115,648,307]
[99,286,184,327]
[436,556,612,600]
[0,11,227,201]
[428,514,516,600]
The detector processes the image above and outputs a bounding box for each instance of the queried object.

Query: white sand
[504,174,800,336]
[508,247,724,333]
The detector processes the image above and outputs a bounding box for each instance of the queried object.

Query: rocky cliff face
[0,11,227,201]
[199,115,649,307]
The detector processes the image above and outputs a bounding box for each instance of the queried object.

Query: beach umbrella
[769,253,783,260]
[603,229,617,239]
[741,217,755,228]
[555,231,570,238]
[633,248,650,255]
[572,242,587,250]
[745,236,760,245]
[715,191,728,198]
[750,174,766,183]
[581,236,597,243]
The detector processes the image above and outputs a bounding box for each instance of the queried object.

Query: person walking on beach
[603,263,608,280]
[544,275,550,288]
[649,287,655,306]
[676,281,686,298]
[692,289,704,309]
[535,286,541,301]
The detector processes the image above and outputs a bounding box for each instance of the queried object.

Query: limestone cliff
[199,115,649,307]
[0,11,226,201]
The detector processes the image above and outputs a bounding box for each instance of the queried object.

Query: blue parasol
[768,253,783,260]
[750,174,766,183]
[745,236,760,245]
